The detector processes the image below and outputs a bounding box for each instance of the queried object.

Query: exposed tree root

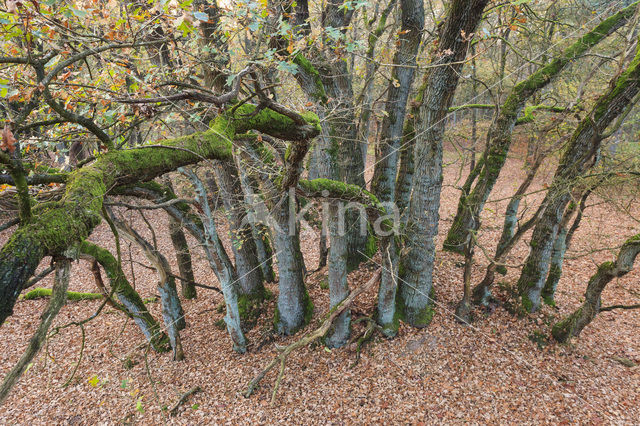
[243,269,381,405]
[600,303,640,312]
[349,316,379,369]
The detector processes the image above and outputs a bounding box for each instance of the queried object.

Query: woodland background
[0,0,638,422]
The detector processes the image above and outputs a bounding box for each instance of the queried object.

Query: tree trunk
[167,214,197,299]
[356,0,397,162]
[79,241,169,352]
[371,0,424,336]
[236,163,276,283]
[111,215,185,360]
[325,202,350,348]
[399,0,489,327]
[163,177,198,299]
[182,168,247,353]
[272,192,312,335]
[213,163,266,302]
[455,236,475,324]
[542,188,592,305]
[552,234,640,342]
[0,104,319,327]
[293,0,369,269]
[0,258,70,404]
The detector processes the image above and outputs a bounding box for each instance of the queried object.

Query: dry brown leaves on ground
[0,152,638,424]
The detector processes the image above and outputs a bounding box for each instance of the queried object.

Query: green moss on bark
[21,287,104,301]
[395,288,435,328]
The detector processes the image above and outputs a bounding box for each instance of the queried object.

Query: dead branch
[600,303,640,312]
[116,66,253,106]
[169,386,202,416]
[243,269,381,405]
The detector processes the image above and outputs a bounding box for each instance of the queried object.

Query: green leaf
[226,73,236,87]
[248,21,260,31]
[88,375,100,387]
[277,61,298,75]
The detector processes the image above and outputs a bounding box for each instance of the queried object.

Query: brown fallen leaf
[1,125,17,153]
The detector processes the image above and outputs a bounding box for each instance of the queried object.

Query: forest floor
[0,148,639,424]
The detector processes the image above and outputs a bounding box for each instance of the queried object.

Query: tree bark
[164,178,197,299]
[213,163,265,301]
[542,188,592,305]
[182,168,247,353]
[0,258,70,404]
[399,0,489,327]
[79,241,169,352]
[110,214,185,360]
[271,192,312,335]
[371,0,424,336]
[552,234,640,342]
[325,202,350,348]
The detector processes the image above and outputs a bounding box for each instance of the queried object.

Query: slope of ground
[0,152,638,424]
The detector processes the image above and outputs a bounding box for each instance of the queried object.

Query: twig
[600,303,640,312]
[243,269,381,405]
[23,266,55,289]
[169,386,201,416]
[349,317,379,369]
[105,198,195,210]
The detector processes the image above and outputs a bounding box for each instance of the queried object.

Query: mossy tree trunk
[0,103,320,331]
[356,0,397,160]
[182,168,247,353]
[79,241,169,352]
[518,44,640,311]
[470,159,545,305]
[236,164,276,283]
[167,215,198,299]
[542,188,592,305]
[110,213,185,360]
[552,234,640,342]
[0,258,70,405]
[291,0,369,270]
[443,1,639,253]
[271,191,313,335]
[213,162,265,301]
[399,0,489,327]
